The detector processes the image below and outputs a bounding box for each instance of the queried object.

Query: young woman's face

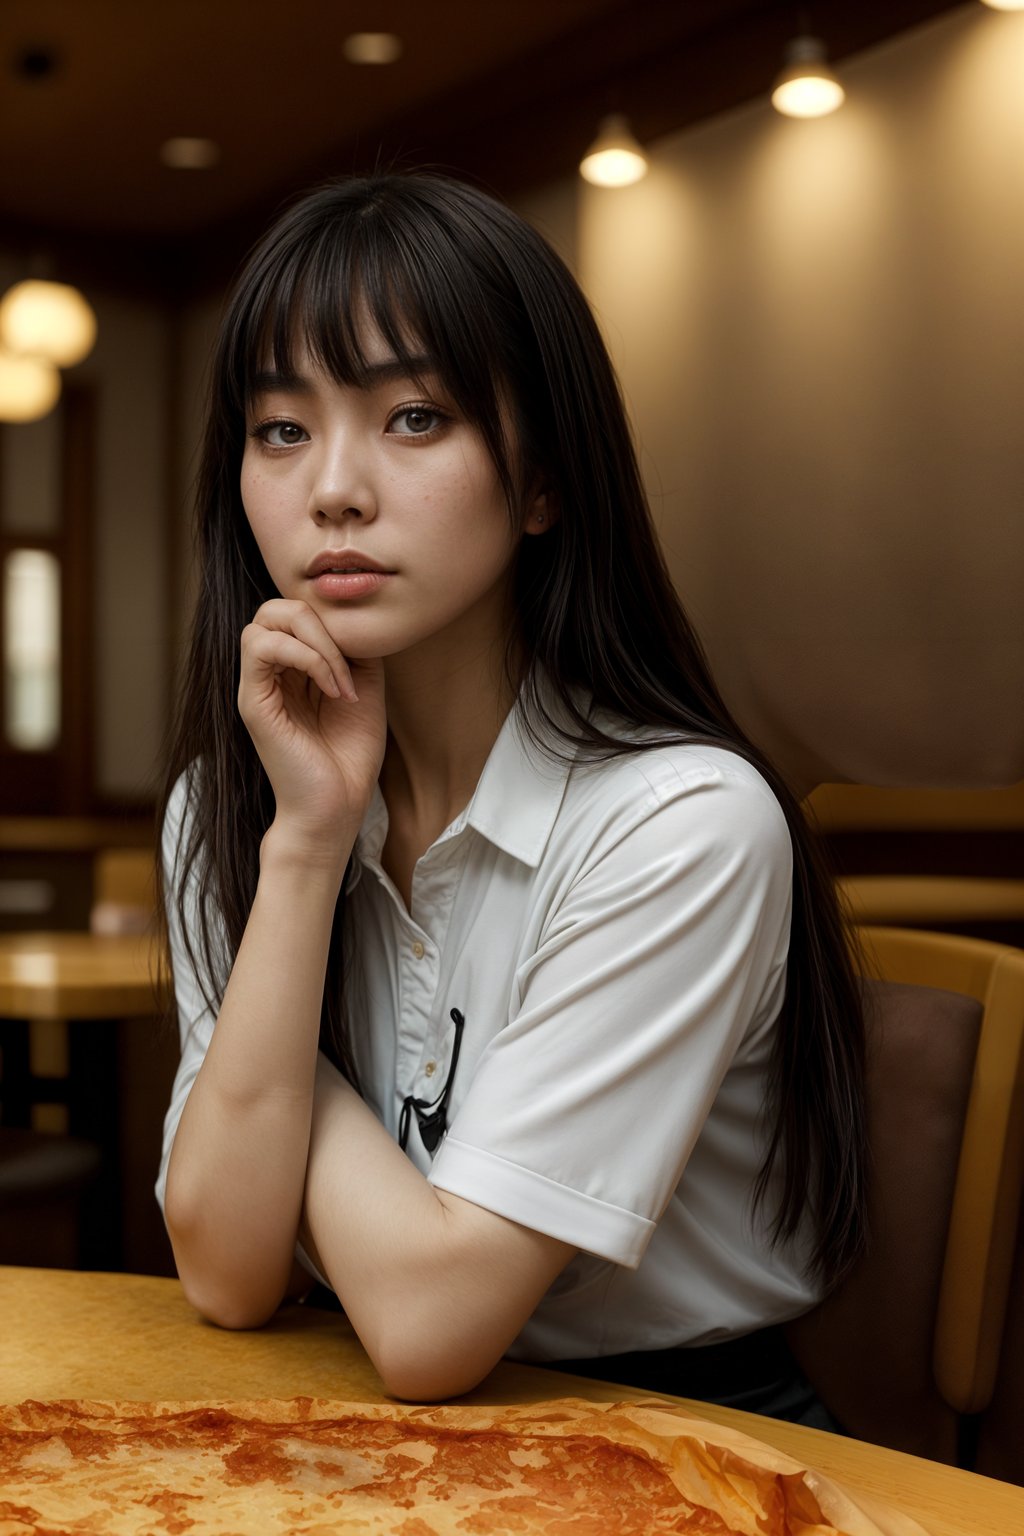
[240,325,536,667]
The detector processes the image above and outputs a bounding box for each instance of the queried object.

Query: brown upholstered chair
[786,926,1024,1465]
[975,1189,1024,1483]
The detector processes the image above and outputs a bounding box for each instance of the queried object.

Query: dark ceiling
[1,0,966,295]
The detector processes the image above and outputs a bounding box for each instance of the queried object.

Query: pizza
[0,1395,928,1535]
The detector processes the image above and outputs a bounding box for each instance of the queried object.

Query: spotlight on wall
[0,350,62,423]
[771,35,845,118]
[580,113,648,187]
[160,137,221,169]
[0,280,97,369]
[979,2,1024,11]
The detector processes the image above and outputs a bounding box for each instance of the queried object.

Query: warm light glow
[979,1,1024,10]
[0,280,97,367]
[0,350,62,422]
[772,36,845,119]
[160,137,221,169]
[580,113,648,187]
[343,32,402,64]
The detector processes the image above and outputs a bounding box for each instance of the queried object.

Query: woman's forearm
[164,826,353,1326]
[299,1059,574,1400]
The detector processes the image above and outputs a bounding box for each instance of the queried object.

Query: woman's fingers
[242,600,356,702]
[239,627,344,704]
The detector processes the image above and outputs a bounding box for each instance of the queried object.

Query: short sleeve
[428,759,792,1268]
[153,771,222,1214]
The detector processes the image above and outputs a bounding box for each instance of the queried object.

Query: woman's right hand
[237,599,386,855]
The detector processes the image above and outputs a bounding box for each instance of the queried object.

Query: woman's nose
[308,442,376,524]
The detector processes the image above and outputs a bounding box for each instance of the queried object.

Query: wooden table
[3,1267,1023,1536]
[0,932,174,1272]
[0,930,167,1021]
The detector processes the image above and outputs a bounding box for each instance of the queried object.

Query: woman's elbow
[178,1271,279,1332]
[374,1326,500,1403]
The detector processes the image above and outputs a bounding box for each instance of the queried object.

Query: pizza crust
[0,1394,930,1536]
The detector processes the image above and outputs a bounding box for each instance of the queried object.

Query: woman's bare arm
[300,1058,575,1401]
[164,598,384,1325]
[163,831,352,1326]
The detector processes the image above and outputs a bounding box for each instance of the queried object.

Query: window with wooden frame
[0,384,95,814]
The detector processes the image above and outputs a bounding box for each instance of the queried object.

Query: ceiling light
[772,36,845,118]
[0,351,62,422]
[0,280,97,368]
[579,113,648,188]
[343,32,402,65]
[160,137,221,170]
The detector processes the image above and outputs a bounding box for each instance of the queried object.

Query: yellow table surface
[0,930,168,1019]
[3,1268,1023,1536]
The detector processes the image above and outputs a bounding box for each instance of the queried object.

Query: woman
[157,171,866,1422]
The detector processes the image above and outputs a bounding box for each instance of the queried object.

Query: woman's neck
[380,634,519,847]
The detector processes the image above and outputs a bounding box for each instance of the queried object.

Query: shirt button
[412,940,425,959]
[424,1061,437,1078]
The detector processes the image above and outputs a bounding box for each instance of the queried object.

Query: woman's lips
[309,570,392,599]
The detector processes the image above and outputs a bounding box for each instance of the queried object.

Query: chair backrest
[786,925,1024,1459]
[861,926,1024,1416]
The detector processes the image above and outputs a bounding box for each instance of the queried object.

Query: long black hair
[158,172,867,1286]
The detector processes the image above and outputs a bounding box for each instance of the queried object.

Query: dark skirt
[537,1324,844,1433]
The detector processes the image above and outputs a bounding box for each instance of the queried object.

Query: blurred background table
[3,1267,1023,1536]
[0,932,175,1273]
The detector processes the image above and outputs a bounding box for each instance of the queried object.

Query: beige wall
[573,5,1024,795]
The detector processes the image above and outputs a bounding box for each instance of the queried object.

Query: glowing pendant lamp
[0,280,98,368]
[772,35,845,118]
[0,350,62,422]
[580,113,648,187]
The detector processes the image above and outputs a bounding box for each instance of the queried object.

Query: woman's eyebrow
[251,369,314,395]
[251,357,437,395]
[362,355,436,384]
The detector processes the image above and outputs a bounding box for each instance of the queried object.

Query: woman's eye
[254,420,308,447]
[388,406,445,437]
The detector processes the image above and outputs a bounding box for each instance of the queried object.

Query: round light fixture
[343,32,402,65]
[0,350,62,422]
[772,36,845,119]
[160,137,221,169]
[0,280,98,368]
[580,113,648,187]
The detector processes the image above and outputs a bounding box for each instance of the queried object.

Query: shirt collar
[455,695,574,867]
[349,676,580,885]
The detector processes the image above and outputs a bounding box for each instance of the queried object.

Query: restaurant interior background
[0,0,1022,1414]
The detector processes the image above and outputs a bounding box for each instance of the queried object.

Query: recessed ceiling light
[343,32,402,65]
[160,137,220,170]
[13,45,60,80]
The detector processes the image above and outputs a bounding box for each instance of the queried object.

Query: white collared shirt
[157,701,820,1361]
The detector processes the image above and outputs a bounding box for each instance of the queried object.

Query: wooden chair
[90,847,155,936]
[838,875,1024,946]
[787,925,1024,1464]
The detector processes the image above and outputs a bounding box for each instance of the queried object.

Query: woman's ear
[522,487,560,536]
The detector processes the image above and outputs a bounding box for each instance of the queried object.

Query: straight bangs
[220,181,531,515]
